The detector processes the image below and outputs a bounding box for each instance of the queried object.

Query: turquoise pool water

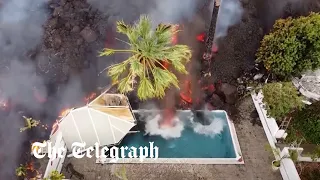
[119,111,236,158]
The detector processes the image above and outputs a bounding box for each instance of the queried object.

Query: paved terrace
[60,98,282,180]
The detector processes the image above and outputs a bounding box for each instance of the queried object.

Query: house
[40,90,137,178]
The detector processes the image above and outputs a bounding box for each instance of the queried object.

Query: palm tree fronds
[130,59,144,76]
[117,74,134,93]
[99,48,115,56]
[116,20,130,34]
[108,62,128,83]
[136,15,152,39]
[137,78,155,100]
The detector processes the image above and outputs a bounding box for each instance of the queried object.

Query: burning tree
[99,15,192,100]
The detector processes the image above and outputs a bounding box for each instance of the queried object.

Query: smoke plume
[87,0,201,24]
[214,0,243,40]
[0,0,88,179]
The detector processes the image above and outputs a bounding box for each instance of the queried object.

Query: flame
[84,92,97,103]
[212,43,218,53]
[26,162,35,171]
[180,80,192,104]
[59,108,71,117]
[196,32,206,42]
[202,84,215,92]
[160,108,176,127]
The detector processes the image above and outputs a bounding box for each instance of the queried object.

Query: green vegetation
[256,13,320,78]
[15,164,27,177]
[44,170,65,180]
[20,116,40,132]
[265,144,298,167]
[262,82,304,120]
[114,166,128,180]
[286,101,320,144]
[99,15,192,100]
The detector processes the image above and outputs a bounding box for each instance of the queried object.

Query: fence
[251,91,301,180]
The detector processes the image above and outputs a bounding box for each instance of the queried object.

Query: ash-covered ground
[1,0,320,179]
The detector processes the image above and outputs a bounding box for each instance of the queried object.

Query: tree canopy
[256,13,320,78]
[100,15,192,100]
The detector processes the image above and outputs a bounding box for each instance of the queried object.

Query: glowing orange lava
[59,108,71,117]
[84,92,97,103]
[196,32,205,42]
[161,108,176,127]
[180,80,192,104]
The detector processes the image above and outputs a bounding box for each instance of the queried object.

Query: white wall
[43,132,67,179]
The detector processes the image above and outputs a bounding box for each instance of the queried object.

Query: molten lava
[59,108,71,117]
[196,32,206,42]
[84,92,97,103]
[180,80,216,107]
[26,162,35,172]
[212,43,218,53]
[161,108,176,127]
[51,120,59,135]
[180,80,192,104]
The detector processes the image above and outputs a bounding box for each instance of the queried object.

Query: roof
[50,92,136,150]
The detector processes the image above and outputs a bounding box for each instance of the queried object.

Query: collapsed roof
[50,92,136,150]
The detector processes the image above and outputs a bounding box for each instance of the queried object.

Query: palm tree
[99,15,192,100]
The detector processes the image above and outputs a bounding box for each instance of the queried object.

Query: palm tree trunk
[205,3,216,55]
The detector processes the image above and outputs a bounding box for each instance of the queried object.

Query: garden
[252,12,320,179]
[0,0,320,179]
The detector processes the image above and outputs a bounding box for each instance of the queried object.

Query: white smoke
[87,0,200,24]
[148,0,198,25]
[143,110,226,139]
[144,114,184,139]
[192,117,226,138]
[214,0,243,40]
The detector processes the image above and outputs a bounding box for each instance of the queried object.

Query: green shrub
[288,101,320,144]
[256,12,320,78]
[262,82,304,120]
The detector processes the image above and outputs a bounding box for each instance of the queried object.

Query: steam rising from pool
[143,112,226,139]
[144,114,184,139]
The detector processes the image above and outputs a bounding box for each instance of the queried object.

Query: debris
[220,83,238,104]
[80,27,98,43]
[253,73,264,80]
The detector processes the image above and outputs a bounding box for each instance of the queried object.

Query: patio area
[60,97,282,180]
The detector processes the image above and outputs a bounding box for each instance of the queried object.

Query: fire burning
[196,32,206,42]
[179,80,215,107]
[84,92,97,103]
[59,108,71,117]
[160,108,177,128]
[180,80,192,104]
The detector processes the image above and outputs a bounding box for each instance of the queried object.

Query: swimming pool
[114,110,243,164]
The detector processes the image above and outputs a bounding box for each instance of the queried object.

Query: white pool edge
[101,110,244,164]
